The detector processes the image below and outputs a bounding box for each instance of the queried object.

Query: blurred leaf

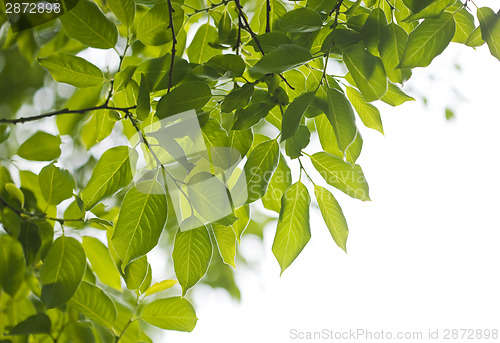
[0,235,26,297]
[478,7,500,61]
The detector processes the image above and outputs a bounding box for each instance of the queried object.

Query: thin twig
[167,0,177,93]
[0,104,136,125]
[233,0,295,90]
[266,0,271,33]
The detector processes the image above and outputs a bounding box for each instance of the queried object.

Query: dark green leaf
[250,44,312,75]
[136,74,150,121]
[9,313,51,335]
[343,44,387,101]
[221,84,254,113]
[285,125,310,159]
[281,91,315,141]
[206,54,245,76]
[278,7,323,33]
[233,102,274,130]
[0,235,26,297]
[156,82,212,119]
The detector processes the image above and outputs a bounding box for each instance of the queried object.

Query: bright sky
[166,7,500,343]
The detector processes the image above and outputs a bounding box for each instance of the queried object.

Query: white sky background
[166,4,500,343]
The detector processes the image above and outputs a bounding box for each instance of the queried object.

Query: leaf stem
[167,0,177,93]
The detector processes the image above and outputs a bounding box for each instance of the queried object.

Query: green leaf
[262,153,292,213]
[346,131,363,164]
[380,82,415,106]
[40,236,86,309]
[221,84,254,113]
[314,114,343,159]
[68,281,117,327]
[343,44,387,102]
[80,146,137,210]
[229,129,253,157]
[60,0,118,49]
[0,235,26,297]
[141,297,197,332]
[111,180,168,268]
[218,10,233,41]
[39,164,75,206]
[232,205,250,242]
[156,82,212,119]
[399,12,455,68]
[405,0,454,21]
[244,139,280,203]
[360,8,388,55]
[281,91,315,141]
[346,86,384,134]
[107,0,135,27]
[250,44,313,75]
[37,53,104,88]
[9,313,51,335]
[123,256,148,290]
[311,152,370,201]
[278,7,323,33]
[136,74,150,121]
[477,7,500,61]
[212,224,237,268]
[314,185,349,253]
[379,23,411,84]
[233,102,274,130]
[82,236,121,291]
[172,223,212,296]
[18,222,41,266]
[187,173,233,224]
[285,125,310,159]
[465,26,485,47]
[272,181,311,275]
[115,65,136,91]
[144,279,177,296]
[187,23,220,64]
[206,54,245,76]
[451,6,475,44]
[316,87,357,153]
[402,0,434,13]
[136,54,189,92]
[17,131,61,161]
[5,183,24,206]
[137,3,183,46]
[247,32,291,54]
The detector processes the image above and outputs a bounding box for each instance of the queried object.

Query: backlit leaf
[68,281,117,327]
[141,297,197,332]
[39,164,75,206]
[17,131,61,161]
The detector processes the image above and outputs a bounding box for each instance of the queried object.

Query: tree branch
[266,0,271,33]
[233,0,295,90]
[167,0,177,93]
[0,104,136,125]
